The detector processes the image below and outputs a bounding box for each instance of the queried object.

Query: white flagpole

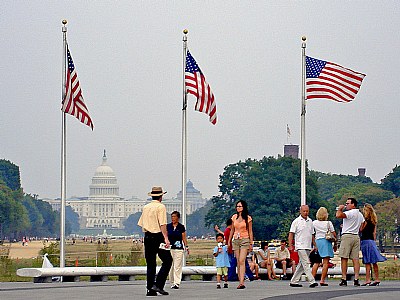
[300,36,307,206]
[60,19,68,270]
[181,29,188,266]
[181,29,188,228]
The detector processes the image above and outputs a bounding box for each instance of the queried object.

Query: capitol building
[42,152,207,231]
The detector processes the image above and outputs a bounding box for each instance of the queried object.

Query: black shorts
[275,258,293,268]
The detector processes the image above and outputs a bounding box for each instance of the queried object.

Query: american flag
[306,56,365,103]
[62,45,93,129]
[185,50,217,125]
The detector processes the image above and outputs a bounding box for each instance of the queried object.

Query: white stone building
[42,152,207,231]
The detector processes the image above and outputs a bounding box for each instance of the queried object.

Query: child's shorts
[216,267,228,276]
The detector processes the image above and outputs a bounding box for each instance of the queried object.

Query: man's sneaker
[290,283,303,287]
[217,284,221,289]
[354,279,360,286]
[171,284,179,289]
[282,274,288,280]
[146,289,157,297]
[309,283,318,288]
[224,283,228,288]
[151,285,169,295]
[339,279,347,286]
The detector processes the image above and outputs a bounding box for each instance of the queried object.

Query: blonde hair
[363,204,377,225]
[316,207,328,221]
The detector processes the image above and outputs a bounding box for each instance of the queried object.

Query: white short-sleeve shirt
[313,220,334,240]
[342,209,364,234]
[289,215,314,250]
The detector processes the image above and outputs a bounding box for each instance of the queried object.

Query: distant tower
[358,168,366,177]
[284,144,299,159]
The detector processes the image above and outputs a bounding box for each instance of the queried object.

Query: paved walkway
[1,280,399,300]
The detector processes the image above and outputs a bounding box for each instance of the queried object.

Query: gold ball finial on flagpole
[183,29,188,34]
[62,19,67,25]
[302,36,307,41]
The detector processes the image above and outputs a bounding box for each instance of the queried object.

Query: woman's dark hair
[235,200,250,230]
[171,211,180,218]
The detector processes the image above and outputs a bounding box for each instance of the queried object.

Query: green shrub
[39,241,60,267]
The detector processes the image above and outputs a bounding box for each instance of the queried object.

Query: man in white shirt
[336,197,365,287]
[288,205,318,288]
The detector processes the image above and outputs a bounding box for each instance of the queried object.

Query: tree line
[205,157,399,246]
[1,158,399,244]
[0,159,76,240]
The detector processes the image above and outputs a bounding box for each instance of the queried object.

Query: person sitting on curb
[274,240,295,280]
[256,241,277,280]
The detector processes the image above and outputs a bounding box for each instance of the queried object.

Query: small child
[213,233,230,289]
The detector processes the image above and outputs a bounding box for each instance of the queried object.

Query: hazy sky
[1,1,399,200]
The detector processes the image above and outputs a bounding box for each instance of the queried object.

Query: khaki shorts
[232,238,250,251]
[217,267,228,276]
[339,234,360,259]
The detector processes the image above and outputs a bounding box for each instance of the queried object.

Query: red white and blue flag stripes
[306,56,365,103]
[185,50,217,125]
[62,45,93,129]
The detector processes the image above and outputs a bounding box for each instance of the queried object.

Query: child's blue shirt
[213,245,230,267]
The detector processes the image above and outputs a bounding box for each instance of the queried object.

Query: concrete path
[1,280,399,300]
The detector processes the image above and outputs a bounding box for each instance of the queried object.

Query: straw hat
[148,186,167,196]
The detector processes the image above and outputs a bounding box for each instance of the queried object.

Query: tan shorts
[216,267,228,276]
[339,234,360,259]
[232,238,250,251]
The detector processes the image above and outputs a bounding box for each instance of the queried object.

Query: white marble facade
[42,152,207,230]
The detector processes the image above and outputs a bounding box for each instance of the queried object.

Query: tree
[311,171,372,201]
[36,199,60,236]
[331,184,394,207]
[205,156,322,240]
[0,159,60,238]
[375,198,400,250]
[381,165,400,197]
[66,205,80,234]
[123,212,142,235]
[186,200,214,237]
[22,195,44,234]
[0,159,21,191]
[0,180,30,239]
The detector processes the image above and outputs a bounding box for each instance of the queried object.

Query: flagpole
[181,29,188,266]
[286,124,290,144]
[300,36,307,206]
[60,19,68,270]
[181,29,188,229]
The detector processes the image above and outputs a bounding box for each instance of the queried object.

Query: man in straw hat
[138,186,172,296]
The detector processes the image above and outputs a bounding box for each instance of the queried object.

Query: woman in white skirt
[312,207,337,286]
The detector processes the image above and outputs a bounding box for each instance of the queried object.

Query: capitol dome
[95,159,115,176]
[89,150,120,200]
